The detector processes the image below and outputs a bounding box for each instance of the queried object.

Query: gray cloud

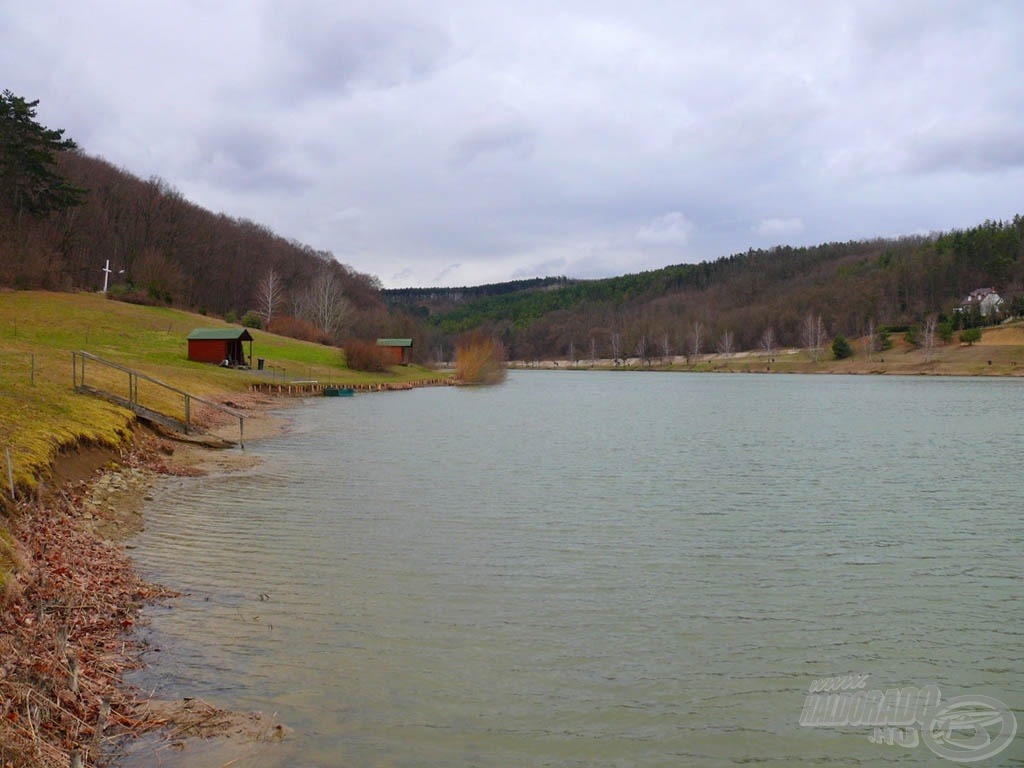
[448,122,535,168]
[267,8,452,100]
[2,1,1021,287]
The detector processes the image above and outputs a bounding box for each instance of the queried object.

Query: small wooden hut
[187,328,254,366]
[376,338,413,365]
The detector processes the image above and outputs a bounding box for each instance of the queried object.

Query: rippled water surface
[124,372,1023,766]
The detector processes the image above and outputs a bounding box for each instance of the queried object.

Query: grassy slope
[0,290,443,491]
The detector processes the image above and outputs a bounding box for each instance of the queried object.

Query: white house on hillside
[959,287,1003,317]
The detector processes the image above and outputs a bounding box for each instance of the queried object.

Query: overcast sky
[3,1,1022,287]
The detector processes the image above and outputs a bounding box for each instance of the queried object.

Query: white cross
[102,259,113,292]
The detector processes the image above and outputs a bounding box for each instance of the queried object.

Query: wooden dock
[249,378,457,396]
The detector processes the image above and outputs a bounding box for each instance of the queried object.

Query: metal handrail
[71,351,244,448]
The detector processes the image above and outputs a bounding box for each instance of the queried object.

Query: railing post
[5,446,15,501]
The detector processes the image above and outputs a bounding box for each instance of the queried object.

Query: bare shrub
[267,315,332,345]
[344,339,388,372]
[455,332,507,384]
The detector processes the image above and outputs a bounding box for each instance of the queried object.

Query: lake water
[123,372,1022,766]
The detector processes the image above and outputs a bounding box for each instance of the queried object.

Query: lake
[122,371,1023,766]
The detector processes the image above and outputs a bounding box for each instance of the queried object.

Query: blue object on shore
[323,387,354,397]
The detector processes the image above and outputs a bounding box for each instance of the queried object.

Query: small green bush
[832,334,853,360]
[878,327,893,351]
[241,310,262,329]
[960,327,982,345]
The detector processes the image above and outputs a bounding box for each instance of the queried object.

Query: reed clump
[454,332,507,384]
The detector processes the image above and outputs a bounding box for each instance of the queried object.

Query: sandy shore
[0,393,295,768]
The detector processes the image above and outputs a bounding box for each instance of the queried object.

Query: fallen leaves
[0,483,175,767]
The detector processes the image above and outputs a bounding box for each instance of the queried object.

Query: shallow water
[123,372,1023,766]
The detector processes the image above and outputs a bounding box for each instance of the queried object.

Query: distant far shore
[508,322,1024,378]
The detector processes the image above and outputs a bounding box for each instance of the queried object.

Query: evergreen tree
[831,334,853,360]
[0,90,86,217]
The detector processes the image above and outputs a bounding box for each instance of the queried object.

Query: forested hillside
[0,90,393,346]
[398,219,1024,361]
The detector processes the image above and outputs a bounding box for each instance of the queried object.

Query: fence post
[30,352,35,386]
[184,395,190,433]
[238,415,244,450]
[5,447,15,501]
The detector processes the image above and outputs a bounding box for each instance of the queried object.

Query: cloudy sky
[3,1,1022,287]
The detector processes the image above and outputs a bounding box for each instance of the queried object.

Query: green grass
[0,290,446,490]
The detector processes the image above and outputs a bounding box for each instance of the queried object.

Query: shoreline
[506,353,1024,377]
[509,361,1024,376]
[0,393,295,768]
[506,324,1024,377]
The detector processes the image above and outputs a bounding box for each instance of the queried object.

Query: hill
[1,90,389,346]
[404,217,1024,361]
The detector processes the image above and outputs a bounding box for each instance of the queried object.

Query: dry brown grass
[454,333,507,384]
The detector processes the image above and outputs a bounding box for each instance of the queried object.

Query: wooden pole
[5,446,14,501]
[67,653,79,693]
[94,698,110,748]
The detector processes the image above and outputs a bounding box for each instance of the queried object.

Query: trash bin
[257,358,264,371]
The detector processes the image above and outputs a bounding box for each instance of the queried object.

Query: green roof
[187,328,254,341]
[376,338,413,347]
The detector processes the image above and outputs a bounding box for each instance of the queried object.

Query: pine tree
[831,334,853,360]
[0,90,86,217]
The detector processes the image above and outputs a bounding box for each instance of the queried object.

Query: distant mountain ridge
[384,276,577,310]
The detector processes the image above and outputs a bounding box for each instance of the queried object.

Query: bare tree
[610,332,622,364]
[802,313,826,362]
[660,332,672,361]
[922,315,938,362]
[717,329,735,356]
[635,335,648,365]
[690,321,704,360]
[760,326,775,356]
[256,268,283,327]
[863,318,878,361]
[298,265,350,341]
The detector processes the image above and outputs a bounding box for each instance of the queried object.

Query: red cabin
[187,328,254,366]
[376,338,413,365]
